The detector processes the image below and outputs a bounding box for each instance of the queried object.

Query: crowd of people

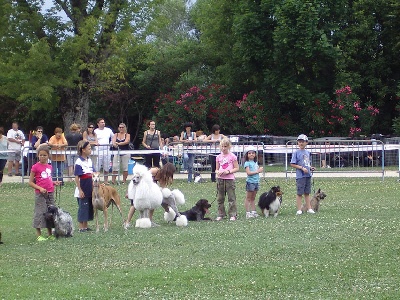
[1,119,320,241]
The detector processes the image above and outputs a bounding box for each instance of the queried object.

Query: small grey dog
[46,205,74,238]
[302,189,327,213]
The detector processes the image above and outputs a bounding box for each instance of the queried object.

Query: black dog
[179,199,212,221]
[258,186,283,217]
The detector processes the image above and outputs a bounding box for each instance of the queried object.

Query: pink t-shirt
[31,162,54,194]
[216,152,237,180]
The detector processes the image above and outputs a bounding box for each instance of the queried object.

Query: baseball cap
[297,134,308,141]
[243,146,257,157]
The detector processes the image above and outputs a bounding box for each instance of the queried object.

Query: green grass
[1,177,400,299]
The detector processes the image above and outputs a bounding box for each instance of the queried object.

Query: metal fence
[285,139,386,179]
[12,138,400,183]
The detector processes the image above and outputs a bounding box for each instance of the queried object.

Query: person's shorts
[296,177,312,195]
[246,182,259,192]
[7,150,21,162]
[112,155,129,172]
[96,154,111,172]
[66,154,78,167]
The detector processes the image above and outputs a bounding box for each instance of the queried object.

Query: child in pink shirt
[215,138,239,221]
[29,146,61,241]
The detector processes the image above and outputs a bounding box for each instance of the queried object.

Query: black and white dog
[258,186,283,217]
[179,199,212,221]
[45,205,74,238]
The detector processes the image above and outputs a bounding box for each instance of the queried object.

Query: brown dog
[92,172,125,232]
[302,188,327,213]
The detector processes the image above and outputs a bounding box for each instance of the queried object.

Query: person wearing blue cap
[290,134,315,215]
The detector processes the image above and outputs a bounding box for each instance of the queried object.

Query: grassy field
[0,177,399,299]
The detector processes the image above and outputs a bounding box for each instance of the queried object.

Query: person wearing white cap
[243,146,263,219]
[290,134,315,215]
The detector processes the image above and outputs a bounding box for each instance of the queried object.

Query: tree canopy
[0,0,399,139]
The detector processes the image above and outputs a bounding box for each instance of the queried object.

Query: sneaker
[307,209,315,214]
[251,211,259,218]
[124,222,130,229]
[229,216,237,221]
[86,227,93,231]
[37,235,47,241]
[47,235,56,241]
[79,228,87,233]
[296,210,303,215]
[246,212,254,219]
[15,173,22,176]
[215,216,223,221]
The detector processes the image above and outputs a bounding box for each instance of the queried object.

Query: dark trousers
[144,154,160,168]
[0,159,6,183]
[209,155,217,182]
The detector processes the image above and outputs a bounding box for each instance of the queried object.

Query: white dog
[162,188,188,227]
[127,164,162,228]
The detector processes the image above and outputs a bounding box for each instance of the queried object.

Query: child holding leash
[215,138,239,221]
[290,134,315,215]
[29,145,61,241]
[74,140,95,232]
[243,146,263,219]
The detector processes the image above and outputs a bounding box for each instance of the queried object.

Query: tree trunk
[59,87,89,132]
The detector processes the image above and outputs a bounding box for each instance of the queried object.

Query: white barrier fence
[1,138,398,183]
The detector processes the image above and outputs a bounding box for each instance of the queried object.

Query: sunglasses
[119,126,125,128]
[37,130,42,132]
[88,126,94,128]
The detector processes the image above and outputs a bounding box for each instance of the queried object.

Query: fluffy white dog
[162,188,188,227]
[128,164,163,228]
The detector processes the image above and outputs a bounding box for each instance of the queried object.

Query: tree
[0,0,159,132]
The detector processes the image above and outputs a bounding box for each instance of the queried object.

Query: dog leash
[210,180,219,206]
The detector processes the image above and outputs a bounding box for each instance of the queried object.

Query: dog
[194,172,206,183]
[127,164,163,228]
[179,199,212,221]
[302,189,327,213]
[161,188,188,226]
[258,186,283,217]
[92,172,125,232]
[45,205,74,238]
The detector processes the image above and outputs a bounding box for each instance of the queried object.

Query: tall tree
[0,0,159,131]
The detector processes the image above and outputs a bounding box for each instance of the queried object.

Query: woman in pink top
[215,138,239,221]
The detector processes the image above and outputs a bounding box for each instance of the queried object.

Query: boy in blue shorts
[290,134,315,215]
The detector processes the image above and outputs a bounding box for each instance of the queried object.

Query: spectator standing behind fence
[82,122,98,169]
[111,123,130,184]
[6,121,25,176]
[243,146,263,219]
[180,122,197,182]
[28,126,49,174]
[65,123,83,181]
[215,138,239,221]
[142,120,163,169]
[48,127,68,184]
[94,118,114,185]
[290,134,315,216]
[0,127,8,186]
[74,140,94,232]
[205,124,226,182]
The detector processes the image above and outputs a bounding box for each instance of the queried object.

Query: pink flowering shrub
[154,84,241,135]
[309,86,379,137]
